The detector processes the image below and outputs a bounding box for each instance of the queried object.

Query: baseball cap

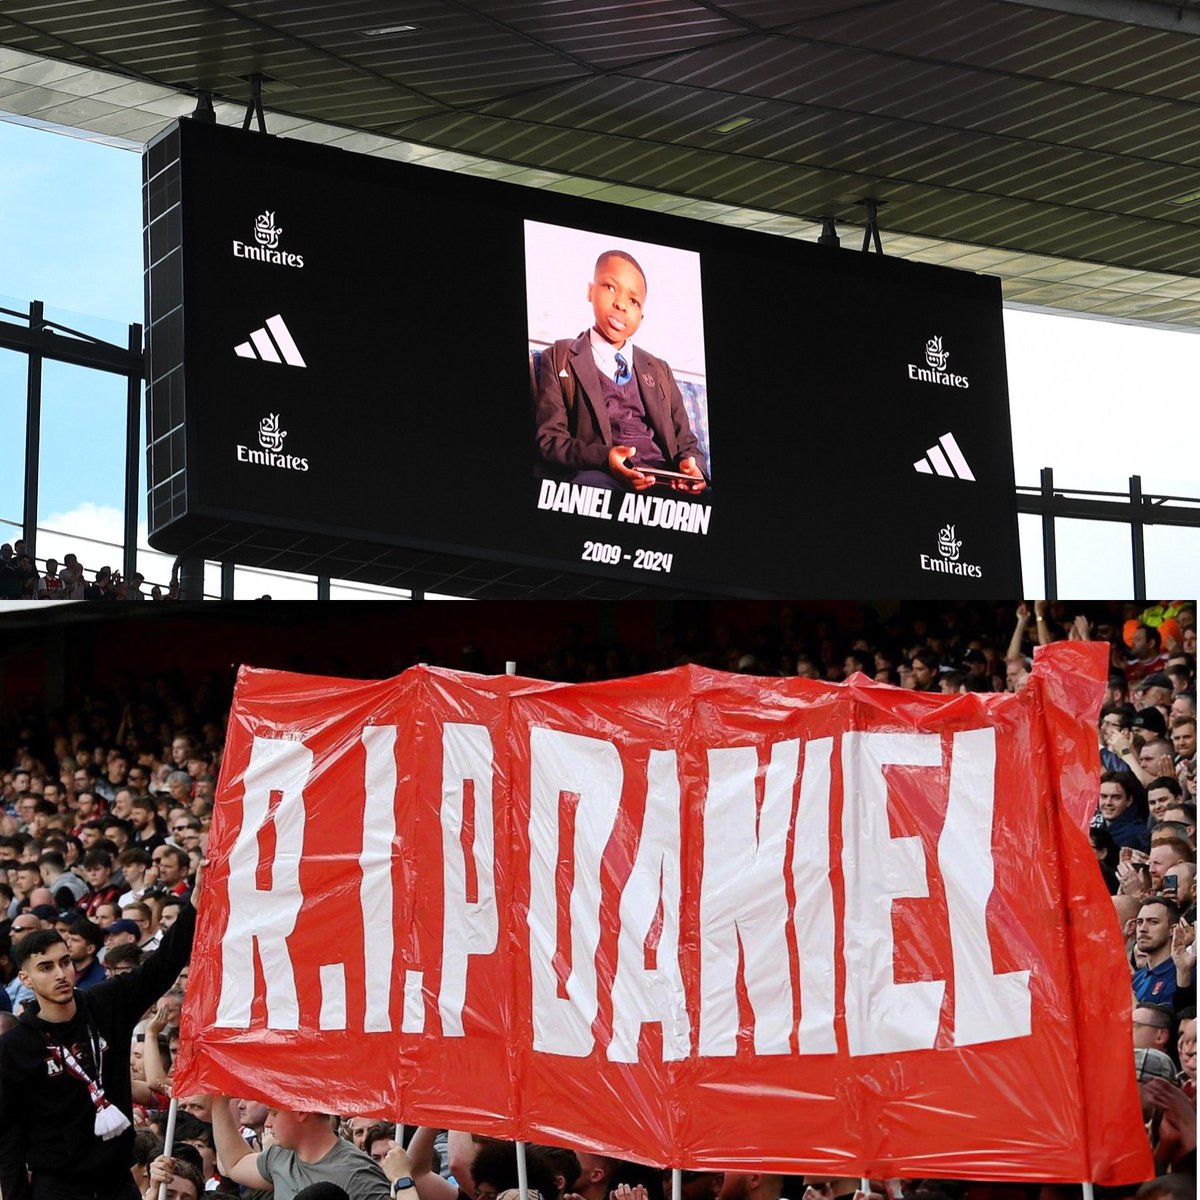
[1137,672,1172,692]
[1133,1047,1175,1082]
[1130,708,1168,736]
[106,919,141,938]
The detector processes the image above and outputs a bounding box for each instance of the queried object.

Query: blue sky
[0,117,1197,597]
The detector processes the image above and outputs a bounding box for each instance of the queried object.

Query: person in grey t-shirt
[212,1096,390,1200]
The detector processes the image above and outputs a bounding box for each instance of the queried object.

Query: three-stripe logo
[234,315,307,367]
[914,431,975,482]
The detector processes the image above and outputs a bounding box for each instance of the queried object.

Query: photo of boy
[533,246,708,494]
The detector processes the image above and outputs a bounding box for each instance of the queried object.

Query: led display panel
[143,120,1021,596]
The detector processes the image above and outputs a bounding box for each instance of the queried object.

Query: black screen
[144,119,1020,596]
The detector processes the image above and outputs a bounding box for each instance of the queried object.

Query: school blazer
[534,331,703,475]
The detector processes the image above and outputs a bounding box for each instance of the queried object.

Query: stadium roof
[0,0,1198,329]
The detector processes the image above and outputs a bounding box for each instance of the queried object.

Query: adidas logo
[234,315,306,367]
[913,432,975,482]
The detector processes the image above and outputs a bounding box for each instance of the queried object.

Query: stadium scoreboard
[143,119,1021,596]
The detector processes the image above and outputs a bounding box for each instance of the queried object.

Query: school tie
[614,351,631,385]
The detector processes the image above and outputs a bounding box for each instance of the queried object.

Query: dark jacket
[0,904,195,1197]
[535,331,704,475]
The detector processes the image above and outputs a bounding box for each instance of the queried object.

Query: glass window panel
[328,580,413,600]
[233,566,317,600]
[0,345,27,536]
[36,358,127,576]
[1144,524,1200,598]
[1017,512,1044,598]
[1053,518,1133,598]
[1005,310,1200,498]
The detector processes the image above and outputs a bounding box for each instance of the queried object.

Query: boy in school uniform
[534,249,707,493]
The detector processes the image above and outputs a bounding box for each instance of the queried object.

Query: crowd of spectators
[0,540,174,601]
[0,600,1192,1198]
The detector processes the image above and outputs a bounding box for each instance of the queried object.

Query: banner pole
[672,1169,682,1200]
[508,660,522,1200]
[516,1139,529,1200]
[1082,1184,1094,1200]
[860,1181,870,1195]
[157,1095,179,1200]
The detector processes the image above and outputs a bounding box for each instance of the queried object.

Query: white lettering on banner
[360,726,397,1032]
[318,963,346,1030]
[528,727,622,1056]
[939,728,1031,1044]
[792,737,837,1054]
[609,749,689,1063]
[842,733,945,1057]
[439,723,498,1037]
[208,723,1030,1056]
[216,735,312,1030]
[700,741,796,1056]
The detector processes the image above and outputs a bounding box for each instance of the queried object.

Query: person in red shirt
[80,850,122,917]
[35,559,67,601]
[1127,624,1171,688]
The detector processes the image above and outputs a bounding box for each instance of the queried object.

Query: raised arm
[141,999,174,1093]
[382,1137,460,1200]
[1007,604,1032,660]
[407,1125,438,1177]
[211,1094,273,1189]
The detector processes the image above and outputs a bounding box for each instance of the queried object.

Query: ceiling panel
[0,0,1196,325]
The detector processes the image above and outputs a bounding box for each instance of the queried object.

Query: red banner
[176,642,1150,1184]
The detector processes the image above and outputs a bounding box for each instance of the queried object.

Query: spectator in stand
[1148,838,1194,894]
[1177,1011,1196,1096]
[129,797,166,854]
[116,848,152,905]
[1096,771,1149,852]
[907,648,940,692]
[1138,672,1175,717]
[35,558,67,601]
[1172,714,1195,772]
[1148,777,1184,828]
[62,914,107,990]
[363,1123,398,1166]
[211,1098,391,1199]
[157,896,185,934]
[58,554,86,601]
[1140,737,1177,782]
[1133,1002,1175,1058]
[99,753,131,805]
[81,849,123,917]
[102,942,142,977]
[146,1154,203,1200]
[12,553,38,598]
[0,545,23,600]
[152,846,191,898]
[1127,624,1171,688]
[0,868,195,1198]
[70,789,105,836]
[104,919,140,951]
[8,860,43,919]
[1171,803,1198,843]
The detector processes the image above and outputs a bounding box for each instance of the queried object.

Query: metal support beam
[123,322,143,584]
[220,560,236,600]
[178,557,205,601]
[1040,467,1057,600]
[242,73,267,134]
[858,198,884,254]
[1130,475,1147,601]
[0,311,142,374]
[316,575,331,600]
[22,301,43,559]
